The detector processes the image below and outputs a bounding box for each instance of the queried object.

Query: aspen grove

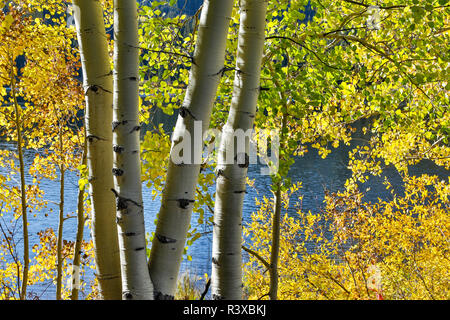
[0,0,448,300]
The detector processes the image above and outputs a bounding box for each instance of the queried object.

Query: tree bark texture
[112,0,154,300]
[148,0,235,300]
[211,0,268,300]
[269,184,281,300]
[72,0,122,300]
[56,164,65,300]
[70,145,87,300]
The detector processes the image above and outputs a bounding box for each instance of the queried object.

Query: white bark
[148,0,235,299]
[70,146,86,300]
[112,0,153,300]
[211,0,268,300]
[72,0,122,300]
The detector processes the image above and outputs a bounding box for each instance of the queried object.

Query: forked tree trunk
[112,0,153,300]
[148,0,235,299]
[72,0,122,299]
[211,0,268,300]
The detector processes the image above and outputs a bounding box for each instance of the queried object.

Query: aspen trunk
[267,66,289,301]
[211,0,268,300]
[56,121,65,300]
[11,72,28,300]
[112,0,153,300]
[148,0,234,299]
[56,164,65,300]
[70,145,87,300]
[72,0,122,299]
[269,184,281,300]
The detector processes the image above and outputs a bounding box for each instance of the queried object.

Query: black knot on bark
[179,106,188,118]
[113,145,125,153]
[110,188,142,211]
[112,121,120,131]
[215,168,230,180]
[116,198,127,211]
[212,257,220,266]
[86,135,103,143]
[178,198,195,209]
[112,168,124,176]
[213,66,235,77]
[235,68,245,75]
[112,120,128,132]
[129,125,141,133]
[175,161,185,167]
[156,234,177,244]
[123,291,133,300]
[85,84,111,95]
[178,106,197,120]
[235,152,249,168]
[154,291,174,300]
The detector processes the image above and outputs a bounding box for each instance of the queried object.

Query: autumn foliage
[244,175,449,300]
[0,0,449,300]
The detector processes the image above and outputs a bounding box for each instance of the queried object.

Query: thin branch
[199,278,210,300]
[342,0,449,10]
[303,274,331,299]
[321,33,435,103]
[242,245,270,269]
[266,35,351,71]
[140,47,195,64]
[341,0,405,10]
[62,215,77,222]
[257,292,270,300]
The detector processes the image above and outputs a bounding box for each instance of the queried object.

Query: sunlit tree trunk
[148,0,234,299]
[72,0,122,299]
[56,159,65,300]
[112,0,153,300]
[211,0,268,300]
[55,119,66,300]
[269,183,281,300]
[267,64,289,300]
